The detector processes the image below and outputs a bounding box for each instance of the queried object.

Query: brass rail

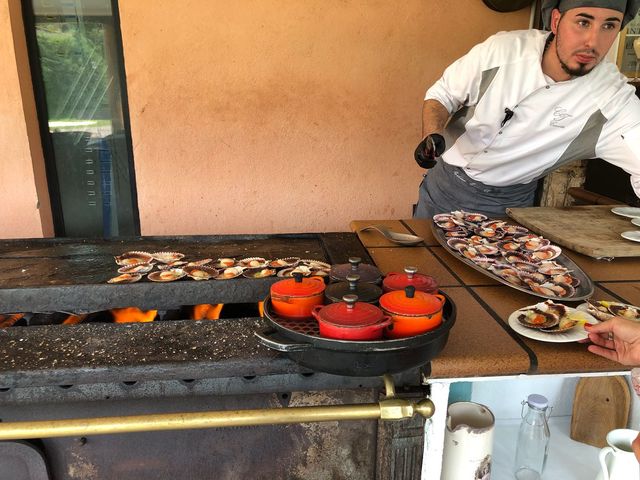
[0,376,434,440]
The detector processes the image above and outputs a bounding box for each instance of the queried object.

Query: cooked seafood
[108,273,143,284]
[216,267,244,280]
[183,265,218,280]
[117,263,153,274]
[147,268,186,282]
[268,257,300,268]
[238,257,268,268]
[243,267,276,279]
[114,251,154,266]
[151,252,185,264]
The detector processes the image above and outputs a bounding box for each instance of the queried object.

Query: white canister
[595,428,640,480]
[441,401,495,480]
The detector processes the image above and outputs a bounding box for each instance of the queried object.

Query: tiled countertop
[351,219,634,379]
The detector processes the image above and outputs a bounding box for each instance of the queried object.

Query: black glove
[414,133,445,169]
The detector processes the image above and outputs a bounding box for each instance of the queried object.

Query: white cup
[441,401,494,480]
[595,428,640,480]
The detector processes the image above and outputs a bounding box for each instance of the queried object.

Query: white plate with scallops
[508,301,599,343]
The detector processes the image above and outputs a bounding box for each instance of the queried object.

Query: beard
[555,39,598,77]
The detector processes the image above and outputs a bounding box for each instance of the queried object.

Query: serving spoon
[358,224,424,246]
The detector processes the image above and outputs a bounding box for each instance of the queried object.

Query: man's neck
[541,38,572,82]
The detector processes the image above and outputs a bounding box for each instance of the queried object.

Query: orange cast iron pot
[379,285,446,339]
[270,273,326,319]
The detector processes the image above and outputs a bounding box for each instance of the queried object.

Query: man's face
[551,7,623,77]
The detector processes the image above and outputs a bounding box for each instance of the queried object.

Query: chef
[414,0,640,219]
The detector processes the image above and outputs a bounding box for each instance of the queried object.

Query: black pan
[255,293,456,377]
[482,0,534,12]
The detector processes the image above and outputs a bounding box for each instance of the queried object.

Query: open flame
[62,314,88,325]
[111,307,157,323]
[0,313,24,328]
[191,304,223,320]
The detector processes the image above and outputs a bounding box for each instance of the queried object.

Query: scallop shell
[300,259,331,270]
[151,252,185,264]
[187,259,213,267]
[585,300,616,322]
[468,235,489,246]
[432,213,453,223]
[537,261,569,276]
[502,225,529,235]
[513,233,542,243]
[147,268,186,282]
[463,213,488,223]
[481,220,507,230]
[474,227,505,240]
[547,282,575,297]
[540,315,582,333]
[213,258,237,268]
[528,282,559,297]
[444,228,469,238]
[446,238,469,251]
[531,245,562,261]
[183,265,218,280]
[517,308,560,329]
[238,257,268,268]
[114,251,154,266]
[511,261,541,273]
[489,263,519,277]
[216,267,244,280]
[243,267,277,279]
[519,271,547,284]
[277,265,313,277]
[607,304,640,321]
[552,273,580,287]
[473,258,497,270]
[157,260,188,271]
[117,263,154,274]
[502,251,533,264]
[435,220,461,231]
[497,240,521,252]
[460,247,487,261]
[521,237,551,252]
[475,244,500,256]
[268,257,300,269]
[107,273,142,284]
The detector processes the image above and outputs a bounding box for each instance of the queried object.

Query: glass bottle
[514,394,551,480]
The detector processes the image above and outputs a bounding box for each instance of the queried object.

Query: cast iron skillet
[255,292,456,377]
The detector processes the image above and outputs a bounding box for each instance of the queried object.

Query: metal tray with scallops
[431,217,594,301]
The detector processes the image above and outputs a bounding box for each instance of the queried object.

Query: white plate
[508,306,598,343]
[611,206,640,218]
[576,301,640,322]
[621,231,640,242]
[632,218,640,227]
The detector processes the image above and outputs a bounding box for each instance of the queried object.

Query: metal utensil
[358,225,424,246]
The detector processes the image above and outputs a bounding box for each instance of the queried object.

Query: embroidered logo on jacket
[550,106,572,128]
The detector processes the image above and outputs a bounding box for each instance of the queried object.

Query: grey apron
[413,161,538,219]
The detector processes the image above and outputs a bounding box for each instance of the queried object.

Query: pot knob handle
[404,266,418,279]
[348,257,361,271]
[346,274,360,291]
[342,294,359,310]
[404,285,416,298]
[292,271,304,283]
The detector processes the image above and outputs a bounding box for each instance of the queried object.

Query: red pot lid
[379,286,443,315]
[270,272,325,297]
[383,266,438,292]
[315,295,385,328]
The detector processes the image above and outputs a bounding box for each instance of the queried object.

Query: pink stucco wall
[0,0,530,238]
[0,0,52,238]
[119,0,530,234]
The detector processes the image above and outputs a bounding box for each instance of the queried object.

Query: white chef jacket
[425,29,640,197]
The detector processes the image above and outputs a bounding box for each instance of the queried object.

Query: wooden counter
[351,219,635,379]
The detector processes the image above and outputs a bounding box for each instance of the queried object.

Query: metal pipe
[0,398,434,441]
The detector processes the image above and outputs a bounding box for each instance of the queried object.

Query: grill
[0,233,430,480]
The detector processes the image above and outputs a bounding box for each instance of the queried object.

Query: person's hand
[585,316,640,366]
[414,133,445,169]
[633,432,640,462]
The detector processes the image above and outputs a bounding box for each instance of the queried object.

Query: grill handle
[255,329,312,352]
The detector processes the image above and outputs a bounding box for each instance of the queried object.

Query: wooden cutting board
[506,205,640,258]
[570,376,630,448]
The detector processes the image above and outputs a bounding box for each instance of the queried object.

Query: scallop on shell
[243,267,277,279]
[183,265,218,281]
[216,267,244,280]
[147,268,186,282]
[517,308,560,329]
[268,257,300,268]
[107,273,142,284]
[300,259,331,270]
[530,245,562,261]
[213,258,236,268]
[114,251,154,266]
[238,257,268,268]
[117,263,154,274]
[607,303,640,321]
[151,252,185,264]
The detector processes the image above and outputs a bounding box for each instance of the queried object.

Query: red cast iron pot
[379,286,446,339]
[382,266,438,294]
[270,272,326,319]
[311,295,392,340]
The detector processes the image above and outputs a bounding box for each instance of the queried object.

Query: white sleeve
[424,37,494,114]
[597,98,640,199]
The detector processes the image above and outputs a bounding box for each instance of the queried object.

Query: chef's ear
[550,8,562,34]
